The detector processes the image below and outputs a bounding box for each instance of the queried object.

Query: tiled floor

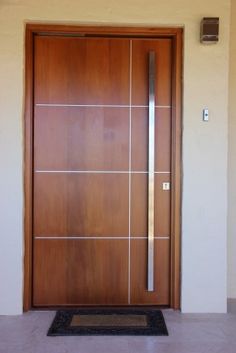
[0,310,236,353]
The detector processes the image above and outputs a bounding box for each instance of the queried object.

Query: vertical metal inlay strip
[128,40,132,304]
[148,51,156,292]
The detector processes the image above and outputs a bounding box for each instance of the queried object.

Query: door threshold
[31,305,170,311]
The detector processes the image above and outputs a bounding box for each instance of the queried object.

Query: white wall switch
[203,109,209,121]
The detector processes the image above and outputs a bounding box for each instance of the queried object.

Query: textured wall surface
[0,0,230,314]
[228,0,236,299]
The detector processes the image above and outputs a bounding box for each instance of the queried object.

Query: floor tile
[0,310,236,353]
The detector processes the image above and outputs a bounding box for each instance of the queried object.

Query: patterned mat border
[47,308,168,336]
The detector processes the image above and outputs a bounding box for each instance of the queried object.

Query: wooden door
[32,34,173,306]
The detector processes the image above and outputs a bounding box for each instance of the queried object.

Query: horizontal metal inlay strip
[34,170,171,174]
[34,236,170,240]
[35,103,171,109]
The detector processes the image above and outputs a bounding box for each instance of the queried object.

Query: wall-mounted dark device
[200,17,219,44]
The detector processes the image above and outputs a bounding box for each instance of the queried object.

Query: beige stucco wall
[0,0,230,314]
[228,0,236,299]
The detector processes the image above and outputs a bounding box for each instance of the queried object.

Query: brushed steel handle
[147,51,156,292]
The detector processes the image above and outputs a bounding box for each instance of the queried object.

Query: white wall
[228,0,236,299]
[0,0,230,314]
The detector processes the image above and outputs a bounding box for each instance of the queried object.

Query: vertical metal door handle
[147,51,156,292]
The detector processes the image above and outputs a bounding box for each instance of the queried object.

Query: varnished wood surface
[131,108,171,171]
[34,171,170,238]
[35,106,170,172]
[23,27,34,312]
[130,239,170,304]
[33,239,129,305]
[131,174,171,237]
[34,106,129,171]
[24,24,182,310]
[34,173,129,237]
[132,39,172,106]
[26,24,183,37]
[34,36,130,105]
[170,32,183,309]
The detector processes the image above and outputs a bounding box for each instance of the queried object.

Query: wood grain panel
[25,26,182,311]
[131,108,171,171]
[33,239,128,305]
[34,36,130,105]
[34,106,129,171]
[130,239,170,305]
[131,174,171,237]
[132,39,172,106]
[24,27,34,312]
[34,173,129,237]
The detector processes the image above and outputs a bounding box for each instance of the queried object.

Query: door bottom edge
[31,304,170,310]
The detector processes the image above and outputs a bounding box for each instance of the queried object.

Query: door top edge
[25,23,183,39]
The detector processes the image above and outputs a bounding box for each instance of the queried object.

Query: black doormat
[47,308,168,336]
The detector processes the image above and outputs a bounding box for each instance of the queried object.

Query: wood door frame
[24,24,183,311]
